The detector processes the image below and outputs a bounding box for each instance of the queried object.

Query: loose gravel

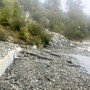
[0,46,90,90]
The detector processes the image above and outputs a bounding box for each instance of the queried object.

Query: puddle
[71,54,90,74]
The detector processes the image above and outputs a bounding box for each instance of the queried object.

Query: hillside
[0,0,90,47]
[0,0,90,89]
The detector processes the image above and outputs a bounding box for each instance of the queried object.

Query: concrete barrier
[0,47,22,77]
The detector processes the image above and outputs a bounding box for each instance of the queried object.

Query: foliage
[0,0,90,45]
[28,22,42,36]
[19,27,30,42]
[40,32,51,46]
[0,27,6,41]
[28,22,51,46]
[11,17,26,31]
[62,0,88,40]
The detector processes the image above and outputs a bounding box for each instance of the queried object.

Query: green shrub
[28,22,42,36]
[11,17,26,31]
[19,27,30,42]
[41,32,51,46]
[29,36,42,46]
[28,22,51,46]
[0,19,10,26]
[0,28,6,41]
[39,17,49,28]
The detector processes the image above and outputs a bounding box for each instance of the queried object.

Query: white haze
[61,0,90,15]
[39,0,90,15]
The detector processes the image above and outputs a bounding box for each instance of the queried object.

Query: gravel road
[0,44,90,90]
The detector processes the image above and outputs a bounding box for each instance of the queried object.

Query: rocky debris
[0,47,90,90]
[0,41,20,59]
[0,41,22,77]
[49,45,90,57]
[6,36,14,43]
[23,50,53,61]
[45,30,90,56]
[32,45,37,50]
[0,37,90,90]
[77,41,90,52]
[48,31,76,48]
[88,47,90,52]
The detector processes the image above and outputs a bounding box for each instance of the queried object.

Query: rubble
[0,46,90,90]
[0,36,90,90]
[48,32,76,48]
[0,41,21,77]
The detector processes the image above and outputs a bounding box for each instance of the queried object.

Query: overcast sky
[82,0,90,14]
[40,0,90,15]
[61,0,90,15]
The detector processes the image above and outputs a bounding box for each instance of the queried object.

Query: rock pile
[49,32,76,48]
[0,41,21,77]
[0,41,20,59]
[77,41,90,52]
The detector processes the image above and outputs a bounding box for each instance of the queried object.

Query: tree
[11,0,25,31]
[0,0,3,7]
[44,0,63,32]
[64,0,88,40]
[0,0,15,25]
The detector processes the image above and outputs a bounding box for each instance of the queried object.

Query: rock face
[0,46,90,90]
[0,41,21,77]
[48,32,76,48]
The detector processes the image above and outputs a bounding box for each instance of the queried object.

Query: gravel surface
[0,41,19,59]
[0,45,90,90]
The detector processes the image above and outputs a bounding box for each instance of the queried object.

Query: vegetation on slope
[0,0,90,47]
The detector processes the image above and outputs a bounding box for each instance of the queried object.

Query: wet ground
[71,55,90,74]
[0,41,90,90]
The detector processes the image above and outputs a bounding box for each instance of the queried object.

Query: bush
[19,27,30,42]
[28,22,42,36]
[28,34,51,47]
[11,17,26,31]
[41,32,51,46]
[28,22,51,46]
[0,19,10,26]
[0,28,6,41]
[29,36,42,46]
[39,17,49,28]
